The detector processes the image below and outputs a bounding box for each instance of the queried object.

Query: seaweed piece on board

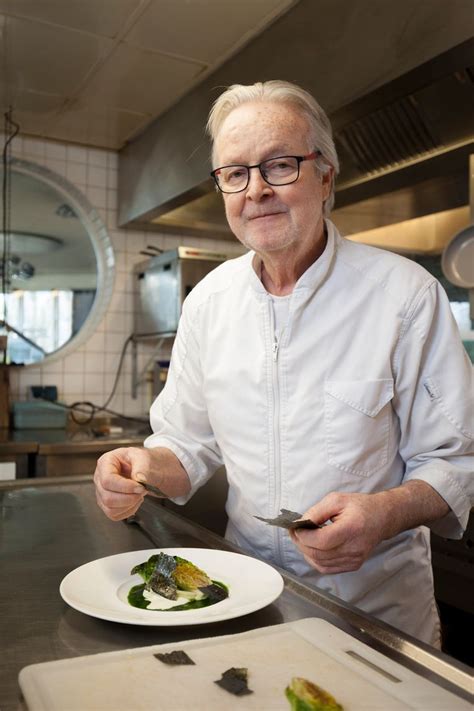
[214,667,253,696]
[154,650,195,666]
[254,508,321,530]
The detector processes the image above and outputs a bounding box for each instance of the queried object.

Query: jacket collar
[248,218,339,297]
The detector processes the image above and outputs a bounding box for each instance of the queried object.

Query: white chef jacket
[145,220,473,645]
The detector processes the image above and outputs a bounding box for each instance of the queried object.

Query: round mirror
[0,158,114,365]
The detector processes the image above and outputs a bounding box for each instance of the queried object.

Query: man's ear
[321,166,333,201]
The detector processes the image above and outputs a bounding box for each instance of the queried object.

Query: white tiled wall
[6,134,244,420]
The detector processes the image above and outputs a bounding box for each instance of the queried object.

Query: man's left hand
[289,491,390,574]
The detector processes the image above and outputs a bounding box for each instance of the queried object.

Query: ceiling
[0,0,295,149]
[0,0,472,249]
[1,0,472,154]
[112,0,473,239]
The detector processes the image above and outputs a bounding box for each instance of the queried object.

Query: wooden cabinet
[36,439,144,477]
[0,435,37,479]
[0,431,146,479]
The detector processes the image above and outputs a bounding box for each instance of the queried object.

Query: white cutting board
[19,618,470,711]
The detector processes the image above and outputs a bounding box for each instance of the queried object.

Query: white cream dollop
[143,587,205,610]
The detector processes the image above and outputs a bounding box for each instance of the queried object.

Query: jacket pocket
[324,379,394,477]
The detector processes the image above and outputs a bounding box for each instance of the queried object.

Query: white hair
[207,80,340,214]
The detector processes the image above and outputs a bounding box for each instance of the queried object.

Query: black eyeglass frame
[210,150,322,193]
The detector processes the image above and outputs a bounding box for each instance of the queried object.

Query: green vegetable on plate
[129,552,229,611]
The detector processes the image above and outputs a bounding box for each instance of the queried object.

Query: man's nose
[245,167,273,200]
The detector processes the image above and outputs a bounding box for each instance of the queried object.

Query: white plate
[59,548,284,626]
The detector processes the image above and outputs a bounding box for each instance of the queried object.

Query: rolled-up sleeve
[144,298,223,505]
[393,280,473,538]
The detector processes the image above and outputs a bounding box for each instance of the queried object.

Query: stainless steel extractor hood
[118,0,474,240]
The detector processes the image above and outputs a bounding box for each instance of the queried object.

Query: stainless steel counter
[0,477,471,711]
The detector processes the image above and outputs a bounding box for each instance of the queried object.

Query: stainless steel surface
[0,477,471,711]
[133,246,226,337]
[119,34,474,236]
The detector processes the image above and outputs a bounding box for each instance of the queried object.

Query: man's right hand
[93,447,154,521]
[94,445,192,521]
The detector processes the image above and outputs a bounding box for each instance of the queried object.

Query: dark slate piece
[154,650,195,665]
[146,552,178,599]
[254,508,321,530]
[214,667,253,696]
[198,583,229,602]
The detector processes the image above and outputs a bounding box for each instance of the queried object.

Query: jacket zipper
[270,303,284,567]
[272,336,279,361]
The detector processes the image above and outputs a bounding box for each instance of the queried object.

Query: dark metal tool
[138,481,168,498]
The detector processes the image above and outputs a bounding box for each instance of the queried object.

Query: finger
[304,549,361,567]
[290,525,338,552]
[294,517,353,551]
[297,493,353,546]
[94,468,144,504]
[95,458,144,496]
[292,534,346,563]
[290,529,363,567]
[103,503,142,521]
[102,473,144,495]
[109,499,144,521]
[303,494,343,527]
[98,487,145,510]
[95,488,144,520]
[302,552,363,574]
[141,488,163,499]
[127,449,156,486]
[94,471,145,509]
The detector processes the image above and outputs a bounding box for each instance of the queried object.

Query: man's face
[213,101,331,257]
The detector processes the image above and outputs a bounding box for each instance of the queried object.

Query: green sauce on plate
[128,581,228,611]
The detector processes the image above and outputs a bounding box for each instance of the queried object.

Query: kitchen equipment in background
[134,246,227,337]
[12,401,67,429]
[29,385,59,401]
[152,360,169,398]
[441,224,474,318]
[442,153,474,320]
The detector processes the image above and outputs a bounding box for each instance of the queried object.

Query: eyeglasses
[210,150,321,193]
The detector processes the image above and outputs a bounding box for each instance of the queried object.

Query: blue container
[12,401,68,429]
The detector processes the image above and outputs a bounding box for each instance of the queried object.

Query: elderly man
[94,81,473,646]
